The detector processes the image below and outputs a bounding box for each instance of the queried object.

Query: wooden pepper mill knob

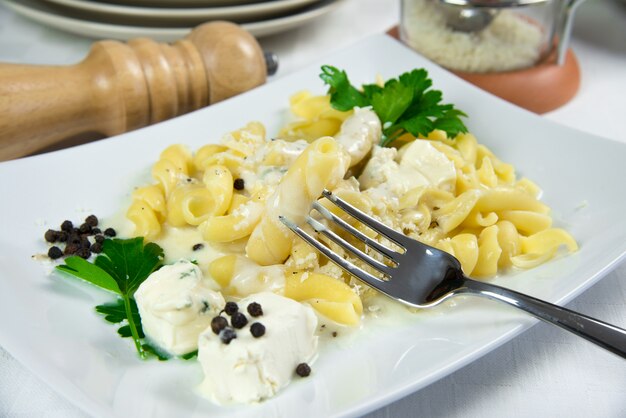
[0,21,272,161]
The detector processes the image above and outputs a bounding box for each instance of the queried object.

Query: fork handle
[461,277,626,359]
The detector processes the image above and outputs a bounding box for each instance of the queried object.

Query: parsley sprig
[320,65,468,146]
[57,238,163,359]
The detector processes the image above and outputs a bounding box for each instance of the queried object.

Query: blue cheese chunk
[135,259,225,356]
[198,292,318,404]
[359,140,456,207]
[398,140,456,192]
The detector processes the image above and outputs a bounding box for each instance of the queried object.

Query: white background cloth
[1,0,625,417]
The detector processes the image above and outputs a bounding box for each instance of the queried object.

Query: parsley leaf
[96,298,170,360]
[56,256,121,294]
[142,341,171,361]
[96,298,133,325]
[319,66,468,146]
[319,65,368,111]
[399,69,432,105]
[433,108,469,137]
[95,298,145,338]
[396,115,435,142]
[371,79,413,125]
[56,238,163,359]
[180,350,198,360]
[95,238,163,295]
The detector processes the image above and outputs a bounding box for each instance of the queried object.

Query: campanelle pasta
[245,136,348,266]
[126,91,577,326]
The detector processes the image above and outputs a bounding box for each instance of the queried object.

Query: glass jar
[399,0,574,73]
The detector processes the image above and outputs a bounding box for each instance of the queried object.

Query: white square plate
[1,35,625,418]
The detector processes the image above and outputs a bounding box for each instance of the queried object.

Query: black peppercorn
[233,178,245,190]
[64,243,80,255]
[192,243,204,251]
[44,216,108,258]
[85,215,98,227]
[219,328,237,345]
[295,363,311,377]
[211,316,228,335]
[103,228,116,237]
[58,231,68,242]
[80,235,91,249]
[224,301,239,316]
[247,302,263,317]
[250,322,265,338]
[76,248,91,259]
[44,229,58,243]
[231,312,248,329]
[48,246,63,259]
[79,223,92,234]
[67,233,81,245]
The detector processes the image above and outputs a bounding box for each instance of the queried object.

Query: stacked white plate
[0,0,345,41]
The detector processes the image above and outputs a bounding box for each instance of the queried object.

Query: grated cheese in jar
[401,0,545,73]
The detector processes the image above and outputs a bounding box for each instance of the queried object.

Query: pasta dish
[41,67,576,405]
[119,82,576,403]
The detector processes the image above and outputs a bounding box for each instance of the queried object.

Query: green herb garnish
[180,350,198,360]
[320,65,468,146]
[142,341,171,361]
[57,237,163,359]
[95,298,144,339]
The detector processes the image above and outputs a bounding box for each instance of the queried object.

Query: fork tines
[279,189,406,288]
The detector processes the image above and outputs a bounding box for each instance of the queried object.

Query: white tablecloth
[1,0,625,417]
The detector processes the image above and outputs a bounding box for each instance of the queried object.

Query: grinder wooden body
[0,21,267,161]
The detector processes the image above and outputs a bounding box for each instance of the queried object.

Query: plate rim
[96,0,269,6]
[1,0,344,40]
[41,0,322,20]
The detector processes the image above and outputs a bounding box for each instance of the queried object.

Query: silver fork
[279,189,626,359]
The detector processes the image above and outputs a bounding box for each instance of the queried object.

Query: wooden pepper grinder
[0,21,276,161]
